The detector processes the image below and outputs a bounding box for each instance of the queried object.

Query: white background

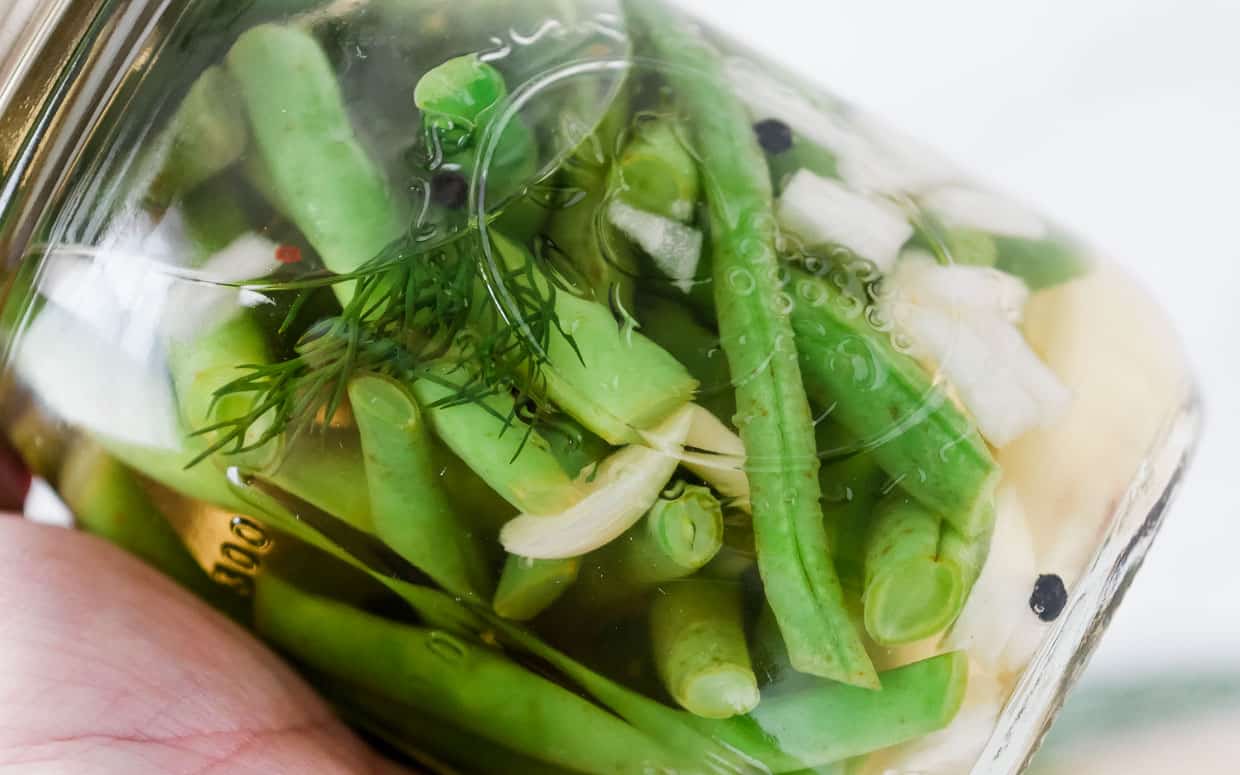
[675,0,1240,683]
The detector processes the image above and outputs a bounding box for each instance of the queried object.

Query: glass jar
[0,2,1200,774]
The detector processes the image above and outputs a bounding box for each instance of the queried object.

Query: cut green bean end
[865,559,964,646]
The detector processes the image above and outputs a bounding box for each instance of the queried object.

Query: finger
[0,519,409,775]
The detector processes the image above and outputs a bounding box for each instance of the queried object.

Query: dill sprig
[188,227,572,468]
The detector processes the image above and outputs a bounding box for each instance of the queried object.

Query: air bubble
[775,291,795,315]
[727,267,756,295]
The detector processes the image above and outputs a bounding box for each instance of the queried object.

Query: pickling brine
[0,1,1196,773]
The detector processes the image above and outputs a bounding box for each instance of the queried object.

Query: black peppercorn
[430,170,469,209]
[1029,574,1068,622]
[753,118,793,155]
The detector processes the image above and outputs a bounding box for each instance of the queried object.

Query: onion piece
[921,185,1049,240]
[889,250,1029,323]
[607,201,702,293]
[680,405,750,512]
[500,404,695,559]
[16,303,181,450]
[777,170,912,271]
[881,255,1070,447]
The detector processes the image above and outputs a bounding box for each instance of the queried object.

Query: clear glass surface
[0,2,1199,773]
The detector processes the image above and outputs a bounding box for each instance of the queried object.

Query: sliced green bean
[145,66,248,208]
[493,555,581,621]
[349,374,492,601]
[410,363,582,515]
[631,0,876,687]
[789,267,1000,538]
[168,313,274,466]
[862,492,994,646]
[226,24,403,297]
[651,579,759,719]
[569,483,724,610]
[492,233,699,445]
[863,494,965,646]
[101,436,250,516]
[229,477,483,637]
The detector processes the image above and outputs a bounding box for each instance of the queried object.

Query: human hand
[0,517,409,774]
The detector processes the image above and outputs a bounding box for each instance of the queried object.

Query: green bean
[615,116,700,221]
[862,491,993,646]
[701,651,970,772]
[994,233,1091,290]
[938,501,994,597]
[178,176,255,263]
[943,228,999,267]
[265,425,374,534]
[101,436,250,516]
[230,477,483,637]
[764,130,840,196]
[911,212,999,268]
[637,295,737,424]
[488,603,966,773]
[630,0,876,687]
[817,423,886,595]
[168,313,275,468]
[253,572,679,774]
[535,411,613,479]
[492,233,699,445]
[431,437,516,537]
[750,604,795,693]
[410,363,582,515]
[415,53,537,204]
[415,54,508,133]
[168,311,374,531]
[749,590,867,701]
[324,680,578,775]
[59,440,229,605]
[226,24,403,297]
[789,267,1000,538]
[493,555,581,621]
[862,494,966,646]
[651,579,759,719]
[349,374,492,601]
[568,483,724,611]
[144,66,248,208]
[537,75,639,300]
